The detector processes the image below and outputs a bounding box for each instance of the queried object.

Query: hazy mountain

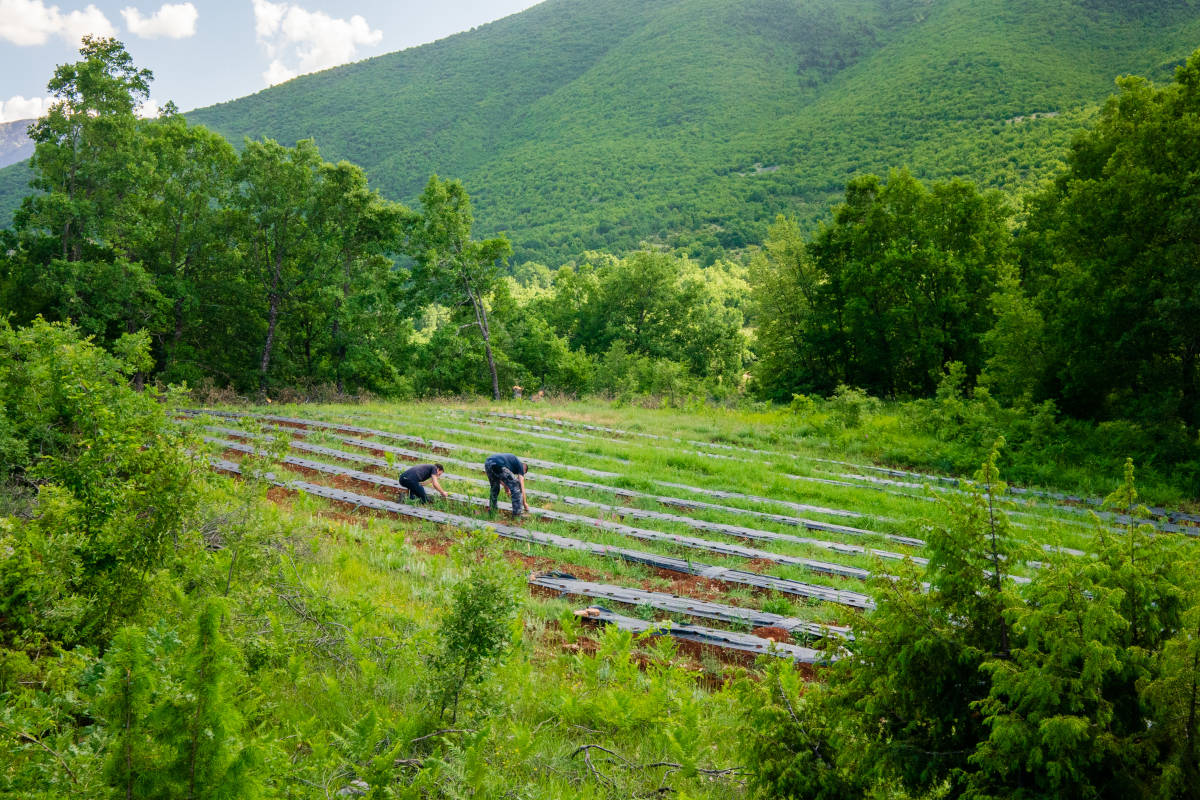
[0,119,34,169]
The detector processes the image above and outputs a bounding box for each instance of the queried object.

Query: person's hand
[440,491,450,499]
[523,500,531,513]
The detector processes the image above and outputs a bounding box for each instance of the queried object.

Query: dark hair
[434,463,444,473]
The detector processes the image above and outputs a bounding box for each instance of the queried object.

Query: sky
[0,0,543,122]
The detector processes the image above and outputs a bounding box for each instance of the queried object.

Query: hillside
[3,0,1200,263]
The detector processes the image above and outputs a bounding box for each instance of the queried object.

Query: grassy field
[168,397,1198,797]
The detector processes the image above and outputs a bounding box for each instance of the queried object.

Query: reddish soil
[652,571,729,601]
[266,486,293,508]
[751,626,793,643]
[317,509,369,527]
[508,552,605,582]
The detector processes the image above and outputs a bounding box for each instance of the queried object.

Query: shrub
[427,530,521,723]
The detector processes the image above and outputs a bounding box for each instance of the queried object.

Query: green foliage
[402,175,513,399]
[137,0,1200,267]
[968,466,1189,799]
[755,169,1013,399]
[98,627,161,798]
[427,530,521,723]
[735,662,864,799]
[154,601,261,800]
[0,318,196,645]
[1021,47,1200,428]
[831,443,1019,797]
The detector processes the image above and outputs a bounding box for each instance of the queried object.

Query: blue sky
[0,1,542,121]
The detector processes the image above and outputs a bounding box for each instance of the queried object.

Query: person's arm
[518,473,529,512]
[430,474,449,499]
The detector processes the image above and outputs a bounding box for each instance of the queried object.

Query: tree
[6,37,163,347]
[1022,48,1200,427]
[749,215,833,400]
[785,169,1013,398]
[155,601,260,800]
[427,531,520,723]
[736,662,865,800]
[311,160,407,394]
[0,319,197,645]
[832,444,1019,797]
[969,462,1188,799]
[544,250,747,386]
[403,175,512,400]
[99,627,162,800]
[231,138,324,394]
[124,111,237,382]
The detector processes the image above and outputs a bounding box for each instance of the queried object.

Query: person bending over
[483,453,530,517]
[399,463,448,504]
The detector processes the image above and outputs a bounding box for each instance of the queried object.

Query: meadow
[166,396,1191,797]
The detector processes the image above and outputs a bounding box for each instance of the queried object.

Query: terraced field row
[188,404,1197,668]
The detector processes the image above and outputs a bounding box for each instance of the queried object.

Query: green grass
[196,395,1163,611]
[152,395,1195,796]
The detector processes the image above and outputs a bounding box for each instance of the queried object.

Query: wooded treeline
[2,39,1199,437]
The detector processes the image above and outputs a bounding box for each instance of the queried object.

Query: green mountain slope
[3,0,1199,263]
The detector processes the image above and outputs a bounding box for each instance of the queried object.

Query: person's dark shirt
[489,453,527,475]
[401,464,438,483]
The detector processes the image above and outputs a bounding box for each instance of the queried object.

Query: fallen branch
[570,743,743,789]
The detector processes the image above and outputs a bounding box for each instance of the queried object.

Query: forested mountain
[2,0,1198,262]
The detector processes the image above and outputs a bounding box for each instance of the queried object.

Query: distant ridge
[3,0,1200,263]
[0,119,34,170]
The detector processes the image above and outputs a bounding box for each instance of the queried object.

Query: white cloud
[59,4,115,43]
[135,97,160,118]
[0,95,53,122]
[263,59,296,86]
[0,0,115,46]
[121,3,197,39]
[252,0,382,86]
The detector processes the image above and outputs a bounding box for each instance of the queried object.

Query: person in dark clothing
[399,463,448,504]
[484,453,530,516]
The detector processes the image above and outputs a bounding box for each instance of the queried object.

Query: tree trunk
[167,294,185,370]
[260,252,283,395]
[465,278,501,400]
[474,298,500,401]
[260,293,280,395]
[483,332,500,401]
[332,252,351,395]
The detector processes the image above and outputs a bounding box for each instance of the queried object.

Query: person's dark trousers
[484,456,523,516]
[399,474,429,503]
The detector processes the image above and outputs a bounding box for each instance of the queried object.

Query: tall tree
[312,160,406,393]
[833,445,1019,798]
[805,170,1013,398]
[403,175,512,400]
[6,37,162,345]
[231,138,323,394]
[749,215,834,400]
[1022,47,1200,427]
[124,110,237,381]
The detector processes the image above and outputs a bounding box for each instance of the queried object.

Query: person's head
[434,463,444,475]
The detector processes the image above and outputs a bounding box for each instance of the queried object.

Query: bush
[427,530,521,723]
[0,318,198,646]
